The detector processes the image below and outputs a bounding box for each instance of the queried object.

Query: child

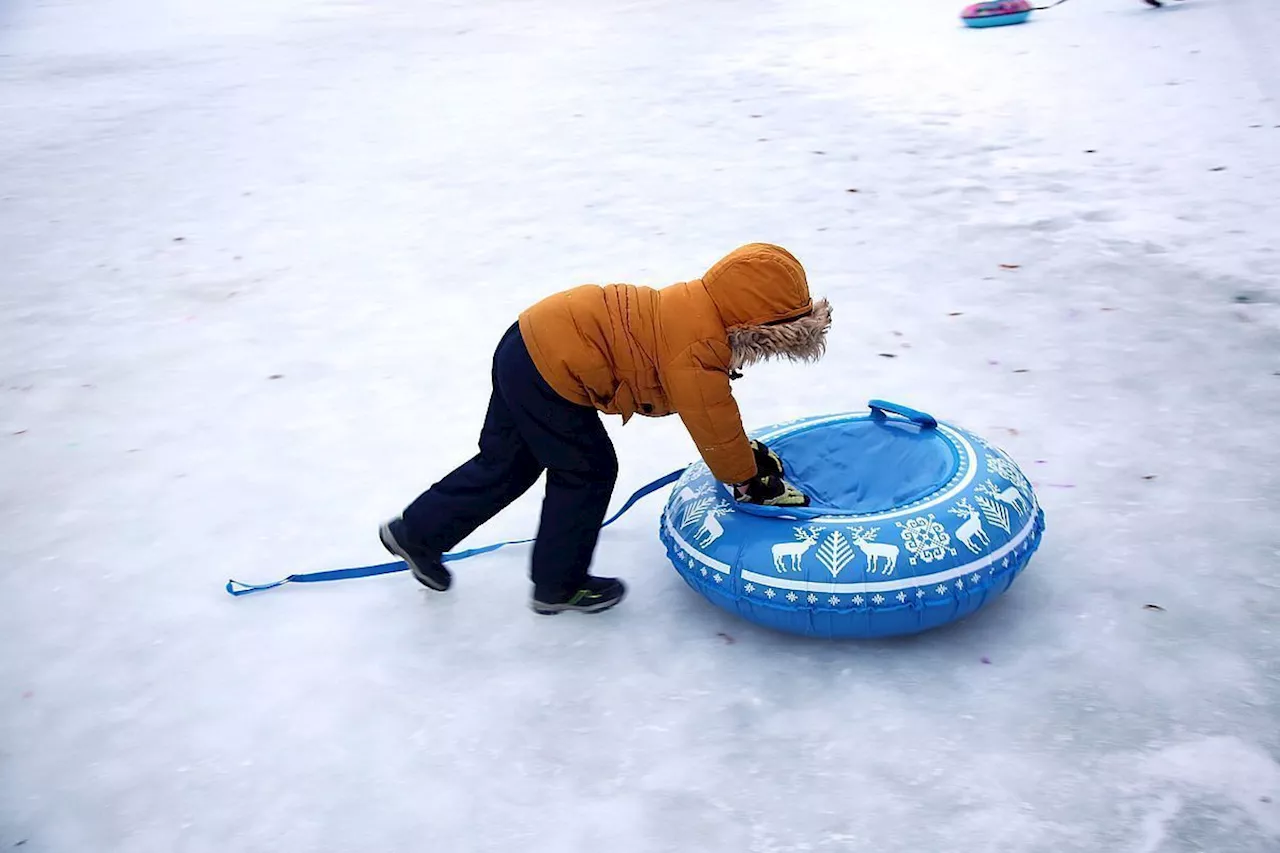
[380,243,832,614]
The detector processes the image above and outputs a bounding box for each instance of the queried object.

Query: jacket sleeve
[662,340,757,484]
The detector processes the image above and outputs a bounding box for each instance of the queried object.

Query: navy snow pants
[402,323,618,598]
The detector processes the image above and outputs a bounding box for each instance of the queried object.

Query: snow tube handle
[868,399,938,429]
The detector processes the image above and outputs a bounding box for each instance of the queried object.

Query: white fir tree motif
[771,525,824,573]
[948,498,990,554]
[973,480,1012,534]
[815,530,856,578]
[677,485,714,529]
[847,526,900,576]
[896,514,957,565]
[693,501,732,547]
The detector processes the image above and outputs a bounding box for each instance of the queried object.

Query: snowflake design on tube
[786,591,798,603]
[896,514,957,565]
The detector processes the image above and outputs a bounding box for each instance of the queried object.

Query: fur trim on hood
[727,297,832,371]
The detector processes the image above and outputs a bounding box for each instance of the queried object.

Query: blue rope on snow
[225,468,685,597]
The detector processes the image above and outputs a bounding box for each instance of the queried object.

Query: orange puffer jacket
[518,244,814,485]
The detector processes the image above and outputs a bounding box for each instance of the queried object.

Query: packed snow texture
[2,0,1278,850]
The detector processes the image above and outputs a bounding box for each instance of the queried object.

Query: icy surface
[2,0,1279,850]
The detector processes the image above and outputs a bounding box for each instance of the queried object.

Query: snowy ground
[2,0,1279,850]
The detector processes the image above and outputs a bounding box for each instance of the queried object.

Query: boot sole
[379,523,450,592]
[529,588,627,615]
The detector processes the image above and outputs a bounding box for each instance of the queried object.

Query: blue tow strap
[225,468,685,597]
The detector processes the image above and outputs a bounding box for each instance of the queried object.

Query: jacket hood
[701,243,833,371]
[702,243,813,327]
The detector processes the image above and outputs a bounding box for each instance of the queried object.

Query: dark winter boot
[530,576,627,615]
[379,517,452,591]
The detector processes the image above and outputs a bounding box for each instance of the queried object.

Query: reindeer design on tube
[949,498,990,554]
[771,526,823,572]
[989,483,1028,515]
[693,501,732,548]
[847,526,900,576]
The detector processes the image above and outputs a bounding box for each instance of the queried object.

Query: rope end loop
[226,577,291,597]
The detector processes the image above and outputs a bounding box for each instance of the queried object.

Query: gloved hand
[750,439,784,479]
[732,473,809,507]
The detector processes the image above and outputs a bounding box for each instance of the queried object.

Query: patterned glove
[732,473,809,507]
[750,439,784,479]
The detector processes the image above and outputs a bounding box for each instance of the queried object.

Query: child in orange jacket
[381,243,832,613]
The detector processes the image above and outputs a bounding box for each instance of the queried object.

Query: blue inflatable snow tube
[960,0,1033,27]
[659,401,1045,639]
